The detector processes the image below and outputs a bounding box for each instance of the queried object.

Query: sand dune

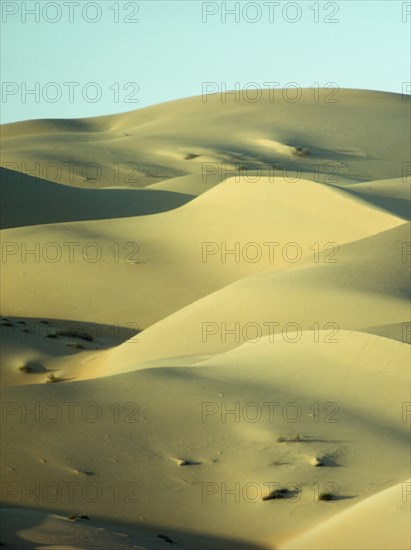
[0,176,404,330]
[332,177,411,220]
[1,89,410,549]
[2,89,409,191]
[1,331,409,548]
[280,481,411,549]
[0,167,193,229]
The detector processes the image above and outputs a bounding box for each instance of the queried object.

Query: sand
[0,88,410,549]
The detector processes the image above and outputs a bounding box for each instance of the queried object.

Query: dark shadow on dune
[1,316,141,360]
[277,436,348,444]
[318,494,357,502]
[327,184,410,220]
[0,505,266,550]
[317,455,341,467]
[0,168,194,229]
[18,360,48,374]
[220,142,369,162]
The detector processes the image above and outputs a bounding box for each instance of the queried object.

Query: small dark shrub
[56,330,94,342]
[318,492,334,501]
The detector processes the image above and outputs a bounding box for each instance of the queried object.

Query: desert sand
[0,88,410,549]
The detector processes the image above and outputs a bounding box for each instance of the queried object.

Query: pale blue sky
[1,0,410,123]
